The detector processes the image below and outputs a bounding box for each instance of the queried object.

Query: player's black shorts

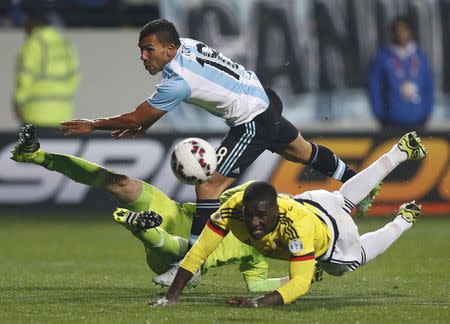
[216,87,299,178]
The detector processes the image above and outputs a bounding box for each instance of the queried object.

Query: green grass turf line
[0,215,449,323]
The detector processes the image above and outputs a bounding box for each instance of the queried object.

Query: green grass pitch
[0,214,449,323]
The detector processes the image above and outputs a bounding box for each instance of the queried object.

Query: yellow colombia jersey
[181,189,333,304]
[209,191,332,261]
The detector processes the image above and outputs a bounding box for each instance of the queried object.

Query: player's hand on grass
[226,297,259,308]
[60,119,95,136]
[148,296,176,307]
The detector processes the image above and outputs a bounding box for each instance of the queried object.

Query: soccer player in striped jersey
[11,124,310,292]
[150,131,427,307]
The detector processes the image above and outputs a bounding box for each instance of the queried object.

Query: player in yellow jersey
[150,131,427,307]
[10,125,304,292]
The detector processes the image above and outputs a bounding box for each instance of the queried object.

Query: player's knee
[106,174,133,193]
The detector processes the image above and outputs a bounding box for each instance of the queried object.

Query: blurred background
[0,0,448,215]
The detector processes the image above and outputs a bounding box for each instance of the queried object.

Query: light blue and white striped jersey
[146,38,269,127]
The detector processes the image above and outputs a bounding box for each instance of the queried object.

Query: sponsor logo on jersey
[212,212,222,222]
[289,239,303,254]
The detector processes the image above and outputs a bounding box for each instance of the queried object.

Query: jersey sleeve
[275,209,317,303]
[180,222,224,274]
[276,258,315,304]
[146,74,191,112]
[182,191,244,274]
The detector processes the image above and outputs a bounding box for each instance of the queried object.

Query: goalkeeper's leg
[114,182,190,275]
[113,208,187,275]
[138,230,188,275]
[11,125,190,275]
[11,126,141,204]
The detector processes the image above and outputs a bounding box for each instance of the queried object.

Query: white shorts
[295,189,362,276]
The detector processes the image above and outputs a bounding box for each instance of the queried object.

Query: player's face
[242,200,279,240]
[393,22,412,47]
[139,34,176,75]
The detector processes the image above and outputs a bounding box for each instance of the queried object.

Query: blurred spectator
[6,0,23,26]
[368,16,434,132]
[12,8,80,128]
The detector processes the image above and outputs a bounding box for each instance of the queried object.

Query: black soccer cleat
[135,210,163,230]
[113,208,163,230]
[14,124,40,154]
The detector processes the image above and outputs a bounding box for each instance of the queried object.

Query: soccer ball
[170,138,217,185]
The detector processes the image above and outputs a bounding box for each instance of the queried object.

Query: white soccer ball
[170,138,217,185]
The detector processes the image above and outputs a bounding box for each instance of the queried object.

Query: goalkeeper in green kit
[11,125,322,290]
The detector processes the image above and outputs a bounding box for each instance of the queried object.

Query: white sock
[360,215,412,265]
[339,144,407,205]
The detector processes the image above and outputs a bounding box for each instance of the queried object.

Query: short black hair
[243,182,278,207]
[139,18,181,46]
[391,16,414,33]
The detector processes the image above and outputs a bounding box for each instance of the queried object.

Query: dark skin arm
[148,268,193,306]
[60,101,166,136]
[148,268,284,307]
[226,291,284,308]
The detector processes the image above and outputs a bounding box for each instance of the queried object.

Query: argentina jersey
[146,38,269,126]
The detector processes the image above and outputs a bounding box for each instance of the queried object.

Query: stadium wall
[160,0,450,131]
[1,132,448,216]
[0,29,161,132]
[2,0,450,131]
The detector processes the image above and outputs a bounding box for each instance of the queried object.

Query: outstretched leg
[114,206,200,286]
[11,124,141,204]
[113,181,195,279]
[339,132,427,206]
[12,125,196,280]
[360,201,421,265]
[113,207,188,274]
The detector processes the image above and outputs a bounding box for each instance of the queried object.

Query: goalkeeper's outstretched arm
[246,277,289,292]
